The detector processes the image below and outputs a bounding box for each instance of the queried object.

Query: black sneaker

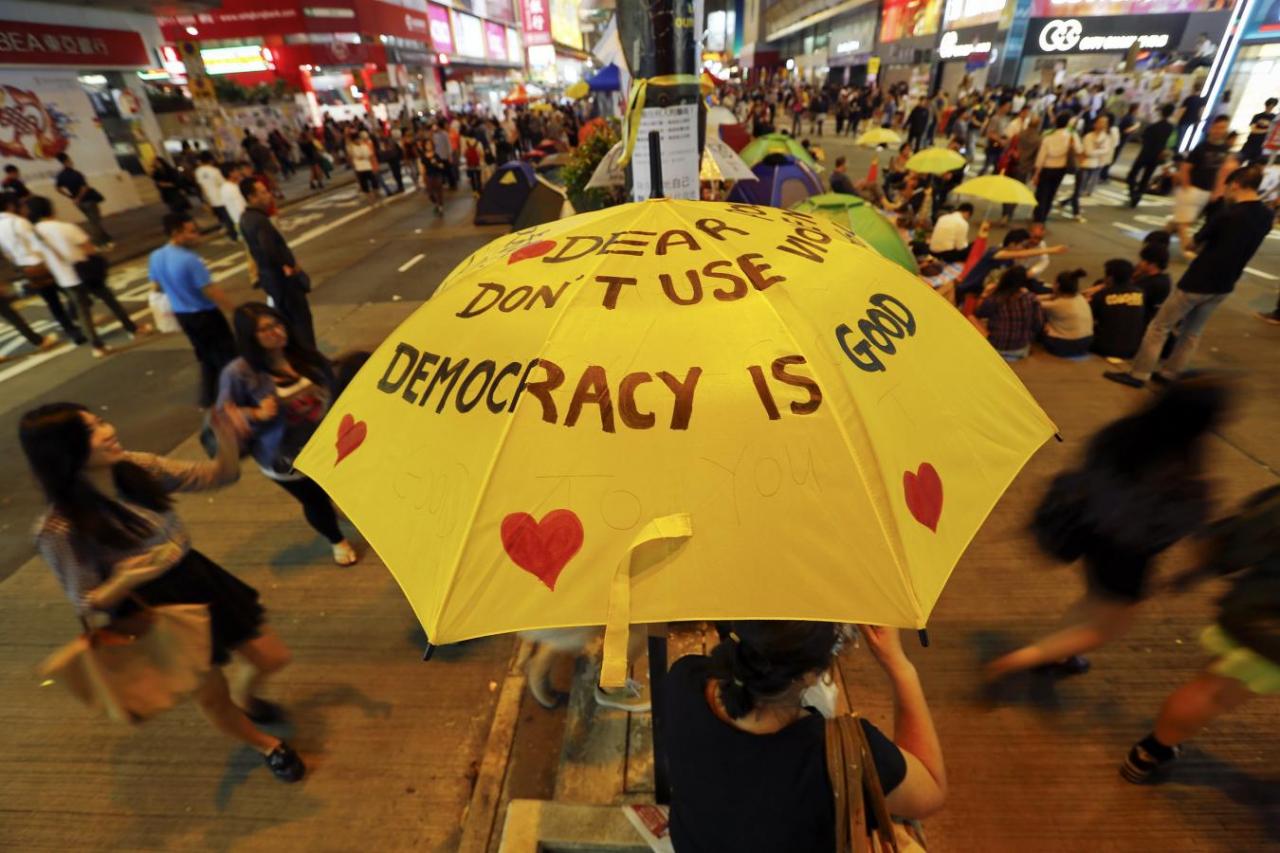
[1103,371,1145,389]
[1120,741,1180,784]
[242,698,287,725]
[265,741,306,783]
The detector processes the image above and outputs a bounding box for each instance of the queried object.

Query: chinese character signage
[428,4,455,54]
[522,0,551,46]
[0,20,149,68]
[880,0,944,43]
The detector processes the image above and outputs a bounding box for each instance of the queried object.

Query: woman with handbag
[21,402,305,782]
[26,195,150,358]
[984,378,1230,684]
[1122,485,1280,782]
[664,620,947,851]
[218,302,359,567]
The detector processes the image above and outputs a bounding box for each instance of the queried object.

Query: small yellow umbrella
[904,147,966,175]
[953,175,1037,207]
[856,128,903,147]
[296,199,1056,682]
[566,80,590,100]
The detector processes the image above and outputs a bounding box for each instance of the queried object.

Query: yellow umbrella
[904,147,967,174]
[856,127,903,147]
[566,80,590,100]
[953,175,1037,207]
[296,199,1056,683]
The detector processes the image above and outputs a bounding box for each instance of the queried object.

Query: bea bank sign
[1026,14,1186,54]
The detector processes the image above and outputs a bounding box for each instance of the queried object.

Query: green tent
[793,193,918,275]
[738,133,821,170]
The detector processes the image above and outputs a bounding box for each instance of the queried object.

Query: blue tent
[726,156,822,208]
[586,63,621,92]
[475,161,537,225]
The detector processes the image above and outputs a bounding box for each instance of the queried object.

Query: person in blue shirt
[150,212,237,407]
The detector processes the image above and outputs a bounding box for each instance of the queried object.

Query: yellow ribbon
[616,73,702,169]
[598,513,693,689]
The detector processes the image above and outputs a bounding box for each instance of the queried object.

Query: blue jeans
[1129,289,1228,380]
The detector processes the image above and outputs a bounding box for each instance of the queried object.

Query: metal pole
[648,130,664,200]
[648,630,671,804]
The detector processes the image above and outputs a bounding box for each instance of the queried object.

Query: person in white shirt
[26,195,149,357]
[219,162,256,284]
[0,192,84,346]
[928,202,974,262]
[1068,115,1117,216]
[195,151,237,241]
[1032,113,1082,223]
[1025,222,1052,282]
[345,130,380,206]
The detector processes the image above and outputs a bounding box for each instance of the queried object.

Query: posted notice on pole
[630,103,700,202]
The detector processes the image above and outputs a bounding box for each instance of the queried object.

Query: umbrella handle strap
[599,513,693,689]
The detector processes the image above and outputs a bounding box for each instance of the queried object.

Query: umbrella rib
[430,204,656,638]
[665,202,925,624]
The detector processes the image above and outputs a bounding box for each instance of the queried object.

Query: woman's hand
[858,625,914,676]
[255,396,279,422]
[111,542,183,585]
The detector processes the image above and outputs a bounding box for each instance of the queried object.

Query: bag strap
[827,716,872,853]
[850,714,901,853]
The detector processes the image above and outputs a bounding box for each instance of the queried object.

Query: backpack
[464,140,482,168]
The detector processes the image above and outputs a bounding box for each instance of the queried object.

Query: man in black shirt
[1170,115,1237,260]
[239,177,316,350]
[53,153,111,248]
[1090,259,1146,359]
[1106,165,1275,388]
[1240,97,1277,165]
[2,165,30,199]
[828,156,855,195]
[1133,242,1172,329]
[1127,103,1176,207]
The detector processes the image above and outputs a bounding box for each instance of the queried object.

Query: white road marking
[0,191,412,383]
[398,253,425,273]
[1245,266,1278,281]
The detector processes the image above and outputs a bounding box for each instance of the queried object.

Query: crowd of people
[0,74,1275,845]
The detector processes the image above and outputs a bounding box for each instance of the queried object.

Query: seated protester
[928,202,974,263]
[886,142,913,189]
[955,223,1066,301]
[665,621,946,852]
[828,156,856,195]
[1133,242,1172,328]
[887,172,928,215]
[1089,258,1146,359]
[1037,268,1094,357]
[976,266,1045,360]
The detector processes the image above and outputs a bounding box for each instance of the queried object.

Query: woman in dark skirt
[984,378,1231,683]
[20,402,305,782]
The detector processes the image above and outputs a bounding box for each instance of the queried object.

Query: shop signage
[938,30,994,58]
[0,20,149,68]
[829,10,878,65]
[428,4,454,54]
[836,39,863,54]
[943,0,1007,29]
[881,0,943,44]
[484,21,507,60]
[1029,0,1213,16]
[522,0,552,47]
[1026,14,1186,54]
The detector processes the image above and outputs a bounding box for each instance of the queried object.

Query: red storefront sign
[484,20,507,60]
[0,20,150,67]
[521,0,551,46]
[160,1,431,43]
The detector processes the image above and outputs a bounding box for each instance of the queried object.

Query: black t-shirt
[1180,200,1276,294]
[1090,284,1146,359]
[1186,140,1230,191]
[1139,120,1174,158]
[1242,111,1276,158]
[55,166,86,198]
[665,655,907,853]
[1134,272,1171,324]
[2,175,29,198]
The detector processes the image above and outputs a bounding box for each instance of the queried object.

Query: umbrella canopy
[792,193,918,275]
[726,156,822,207]
[295,199,1056,670]
[953,175,1038,207]
[856,128,903,147]
[738,133,822,171]
[904,147,967,175]
[566,80,590,100]
[501,84,528,105]
[587,63,621,92]
[700,137,757,182]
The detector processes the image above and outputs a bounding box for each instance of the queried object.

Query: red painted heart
[335,413,367,465]
[501,509,584,591]
[507,239,556,264]
[903,463,943,533]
